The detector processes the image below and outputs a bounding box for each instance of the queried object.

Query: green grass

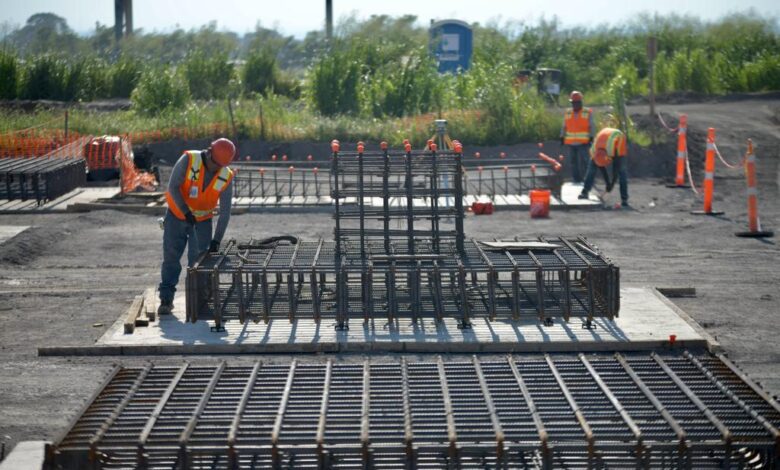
[0,96,563,147]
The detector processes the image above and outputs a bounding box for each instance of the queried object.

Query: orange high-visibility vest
[590,128,627,167]
[563,108,592,145]
[165,150,234,221]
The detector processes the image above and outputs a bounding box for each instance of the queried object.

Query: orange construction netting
[0,128,157,194]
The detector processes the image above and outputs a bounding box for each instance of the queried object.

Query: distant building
[429,19,473,74]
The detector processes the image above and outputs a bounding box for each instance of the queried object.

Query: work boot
[578,193,589,200]
[157,300,173,316]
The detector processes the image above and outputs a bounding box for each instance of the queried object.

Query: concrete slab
[0,441,49,470]
[0,225,29,244]
[0,187,121,214]
[64,287,710,356]
[559,182,601,207]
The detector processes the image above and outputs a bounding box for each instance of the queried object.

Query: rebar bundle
[46,352,780,469]
[0,157,86,205]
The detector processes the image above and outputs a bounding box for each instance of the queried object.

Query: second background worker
[560,90,595,183]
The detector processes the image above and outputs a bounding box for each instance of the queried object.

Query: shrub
[183,49,234,99]
[742,54,780,91]
[110,56,142,98]
[131,67,190,115]
[242,49,278,97]
[366,48,442,117]
[65,57,110,101]
[18,55,68,100]
[0,50,19,99]
[308,48,361,116]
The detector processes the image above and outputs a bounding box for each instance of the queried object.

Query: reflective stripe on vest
[564,108,592,145]
[591,128,626,164]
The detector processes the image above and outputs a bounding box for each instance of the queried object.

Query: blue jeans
[582,157,629,204]
[568,144,589,183]
[159,211,212,303]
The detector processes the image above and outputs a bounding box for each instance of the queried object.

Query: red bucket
[529,189,550,218]
[471,201,494,215]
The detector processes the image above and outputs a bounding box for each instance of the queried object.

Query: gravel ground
[0,98,778,458]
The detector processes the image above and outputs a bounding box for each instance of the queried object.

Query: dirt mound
[0,224,73,265]
[0,212,119,266]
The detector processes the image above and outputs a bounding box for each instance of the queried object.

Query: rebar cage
[47,352,780,469]
[186,143,618,330]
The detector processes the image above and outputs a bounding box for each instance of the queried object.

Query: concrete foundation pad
[0,187,120,214]
[0,441,49,470]
[37,287,715,356]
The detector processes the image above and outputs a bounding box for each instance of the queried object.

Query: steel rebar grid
[47,352,780,469]
[185,236,617,328]
[230,161,562,201]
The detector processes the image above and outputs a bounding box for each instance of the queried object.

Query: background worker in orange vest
[560,90,595,183]
[158,138,235,315]
[578,127,630,208]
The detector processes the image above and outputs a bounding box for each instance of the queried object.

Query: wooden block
[144,287,157,322]
[123,295,145,334]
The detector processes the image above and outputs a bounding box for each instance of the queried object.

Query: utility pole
[114,0,133,44]
[325,0,333,41]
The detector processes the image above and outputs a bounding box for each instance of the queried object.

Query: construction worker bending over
[560,90,595,183]
[158,138,235,315]
[578,127,630,208]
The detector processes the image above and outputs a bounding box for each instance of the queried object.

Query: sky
[1,0,778,37]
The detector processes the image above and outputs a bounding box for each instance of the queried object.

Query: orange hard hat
[210,138,235,167]
[569,90,583,102]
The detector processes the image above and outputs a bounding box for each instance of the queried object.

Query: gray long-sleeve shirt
[167,151,233,242]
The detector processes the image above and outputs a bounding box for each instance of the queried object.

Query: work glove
[560,137,565,145]
[209,240,220,253]
[184,212,197,225]
[588,137,594,145]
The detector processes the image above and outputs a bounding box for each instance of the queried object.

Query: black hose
[237,235,298,250]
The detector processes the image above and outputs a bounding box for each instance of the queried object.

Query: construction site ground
[0,98,778,458]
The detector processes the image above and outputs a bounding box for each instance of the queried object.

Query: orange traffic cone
[692,128,724,216]
[667,114,687,188]
[736,139,773,238]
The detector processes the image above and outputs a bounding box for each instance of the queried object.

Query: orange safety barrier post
[692,127,724,216]
[735,139,773,238]
[668,114,688,187]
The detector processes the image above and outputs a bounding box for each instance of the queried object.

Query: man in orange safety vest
[158,138,235,315]
[578,127,630,208]
[560,90,595,183]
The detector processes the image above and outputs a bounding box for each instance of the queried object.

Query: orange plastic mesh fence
[0,129,157,193]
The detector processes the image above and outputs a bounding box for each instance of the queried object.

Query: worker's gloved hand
[209,240,220,253]
[184,212,197,225]
[588,137,594,145]
[560,137,565,145]
[606,181,615,193]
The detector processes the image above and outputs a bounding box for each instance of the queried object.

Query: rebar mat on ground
[48,352,780,469]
